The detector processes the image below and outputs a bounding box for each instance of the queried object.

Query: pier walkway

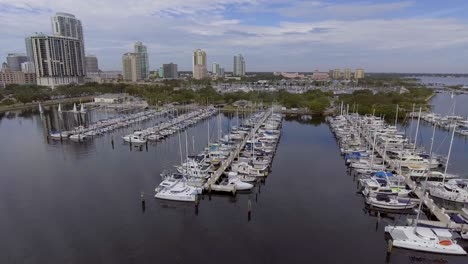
[204,110,272,193]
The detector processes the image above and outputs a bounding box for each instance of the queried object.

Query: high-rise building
[21,62,35,73]
[162,63,178,79]
[344,69,352,80]
[219,68,225,77]
[233,54,245,76]
[52,12,86,74]
[212,62,220,76]
[355,68,365,79]
[332,69,342,79]
[25,37,34,62]
[31,35,86,87]
[158,66,164,78]
[134,41,149,79]
[122,53,142,82]
[192,49,207,80]
[85,55,99,74]
[52,12,84,40]
[6,53,28,71]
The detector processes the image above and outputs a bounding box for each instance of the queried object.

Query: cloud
[276,1,414,19]
[0,0,467,72]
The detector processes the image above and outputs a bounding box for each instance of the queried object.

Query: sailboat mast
[442,123,456,183]
[178,131,183,165]
[395,104,399,127]
[413,107,422,153]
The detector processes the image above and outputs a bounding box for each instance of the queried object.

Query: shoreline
[0,96,94,113]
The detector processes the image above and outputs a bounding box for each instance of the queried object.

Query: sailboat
[72,103,78,113]
[38,103,44,114]
[385,123,466,255]
[58,103,62,113]
[80,103,86,114]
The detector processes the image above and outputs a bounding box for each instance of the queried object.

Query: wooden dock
[351,116,468,232]
[204,111,272,193]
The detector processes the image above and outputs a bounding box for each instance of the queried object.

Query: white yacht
[426,179,468,204]
[385,226,466,255]
[69,134,86,141]
[154,178,201,202]
[366,194,417,210]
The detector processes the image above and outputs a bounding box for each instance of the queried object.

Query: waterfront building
[355,68,365,79]
[162,63,178,79]
[134,41,149,79]
[332,69,342,79]
[212,62,220,76]
[122,53,142,82]
[159,66,164,78]
[0,68,36,85]
[193,49,207,79]
[344,68,352,80]
[6,53,28,71]
[233,54,245,76]
[85,55,99,74]
[21,62,35,73]
[52,12,84,40]
[311,70,329,81]
[25,37,34,62]
[31,34,86,87]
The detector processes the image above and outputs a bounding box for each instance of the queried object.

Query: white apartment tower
[192,49,207,79]
[233,54,245,76]
[29,12,86,87]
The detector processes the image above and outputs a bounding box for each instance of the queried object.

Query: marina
[0,93,467,263]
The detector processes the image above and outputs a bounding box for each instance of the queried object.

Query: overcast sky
[1,0,468,73]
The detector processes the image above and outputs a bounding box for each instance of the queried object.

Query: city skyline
[1,1,468,73]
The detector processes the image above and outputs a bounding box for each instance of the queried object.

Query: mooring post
[111,136,114,149]
[141,191,145,212]
[248,199,252,221]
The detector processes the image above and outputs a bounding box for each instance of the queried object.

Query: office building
[162,63,178,79]
[212,62,220,76]
[219,68,225,77]
[31,34,86,87]
[134,41,149,79]
[355,68,365,79]
[192,49,207,79]
[311,70,329,81]
[344,68,352,80]
[21,62,35,73]
[6,53,28,71]
[122,53,142,82]
[85,55,99,73]
[158,66,164,78]
[233,54,245,76]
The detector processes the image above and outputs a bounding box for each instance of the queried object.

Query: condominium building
[233,54,245,76]
[192,49,207,79]
[134,41,149,79]
[332,69,342,79]
[162,63,178,79]
[27,12,86,87]
[122,53,142,82]
[343,68,352,80]
[85,55,99,74]
[6,53,28,71]
[31,34,86,87]
[212,62,220,76]
[355,68,365,79]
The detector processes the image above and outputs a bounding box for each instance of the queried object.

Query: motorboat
[69,134,86,141]
[154,178,201,202]
[360,178,411,198]
[221,172,253,191]
[385,226,466,255]
[426,179,468,204]
[122,134,147,144]
[365,194,417,210]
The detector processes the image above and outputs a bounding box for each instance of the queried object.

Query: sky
[1,0,468,73]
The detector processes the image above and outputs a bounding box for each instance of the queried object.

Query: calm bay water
[0,96,467,263]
